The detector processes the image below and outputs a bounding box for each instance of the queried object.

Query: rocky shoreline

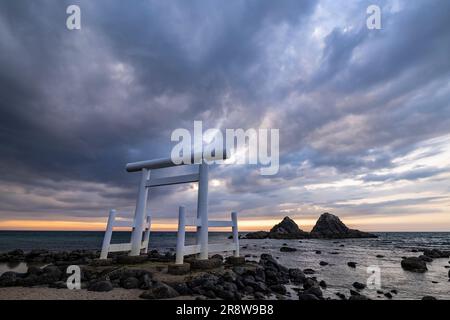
[1,244,449,300]
[245,213,377,240]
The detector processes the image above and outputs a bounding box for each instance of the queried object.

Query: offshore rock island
[245,213,378,240]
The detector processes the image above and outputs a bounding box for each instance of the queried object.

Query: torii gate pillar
[196,162,209,260]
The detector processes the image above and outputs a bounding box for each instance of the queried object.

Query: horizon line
[1,229,449,233]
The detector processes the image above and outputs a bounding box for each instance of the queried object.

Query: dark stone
[335,292,346,300]
[303,278,318,290]
[244,231,269,239]
[303,286,323,298]
[319,280,327,288]
[298,293,319,300]
[315,250,321,254]
[303,268,315,275]
[88,280,113,292]
[215,288,235,300]
[310,213,377,239]
[391,289,398,294]
[172,283,192,295]
[350,289,360,296]
[121,277,139,289]
[140,282,179,299]
[376,255,385,258]
[0,271,19,287]
[288,268,306,284]
[347,262,357,268]
[211,254,223,261]
[423,249,449,259]
[353,282,366,290]
[269,284,286,294]
[167,263,190,275]
[319,261,328,266]
[280,247,297,252]
[204,290,216,299]
[422,296,437,300]
[401,257,428,273]
[384,292,393,299]
[26,266,43,276]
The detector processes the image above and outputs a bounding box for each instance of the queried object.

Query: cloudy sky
[0,0,449,231]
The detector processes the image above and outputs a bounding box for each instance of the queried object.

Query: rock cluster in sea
[245,213,377,240]
[400,249,450,273]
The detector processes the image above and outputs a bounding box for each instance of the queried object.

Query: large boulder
[310,213,377,239]
[0,272,20,287]
[401,257,428,273]
[269,217,309,239]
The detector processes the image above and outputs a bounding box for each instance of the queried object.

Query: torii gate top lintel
[125,149,229,172]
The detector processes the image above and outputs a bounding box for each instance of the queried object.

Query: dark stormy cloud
[0,0,449,231]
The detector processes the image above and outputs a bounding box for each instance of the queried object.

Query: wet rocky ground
[1,246,449,300]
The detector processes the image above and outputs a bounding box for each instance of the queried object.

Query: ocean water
[0,231,449,300]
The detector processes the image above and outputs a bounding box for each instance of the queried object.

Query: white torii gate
[100,150,239,263]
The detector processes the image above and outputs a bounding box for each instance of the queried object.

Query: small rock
[298,293,320,301]
[376,255,385,258]
[353,282,366,290]
[315,250,321,254]
[384,292,393,299]
[280,247,297,252]
[347,262,357,268]
[335,292,346,300]
[303,287,323,299]
[88,280,113,292]
[269,284,287,295]
[319,280,327,288]
[350,289,360,296]
[0,272,19,287]
[211,254,223,261]
[140,282,179,299]
[401,257,428,273]
[303,268,315,275]
[289,268,306,284]
[422,296,437,300]
[391,289,398,294]
[303,278,318,290]
[319,261,328,266]
[121,277,139,289]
